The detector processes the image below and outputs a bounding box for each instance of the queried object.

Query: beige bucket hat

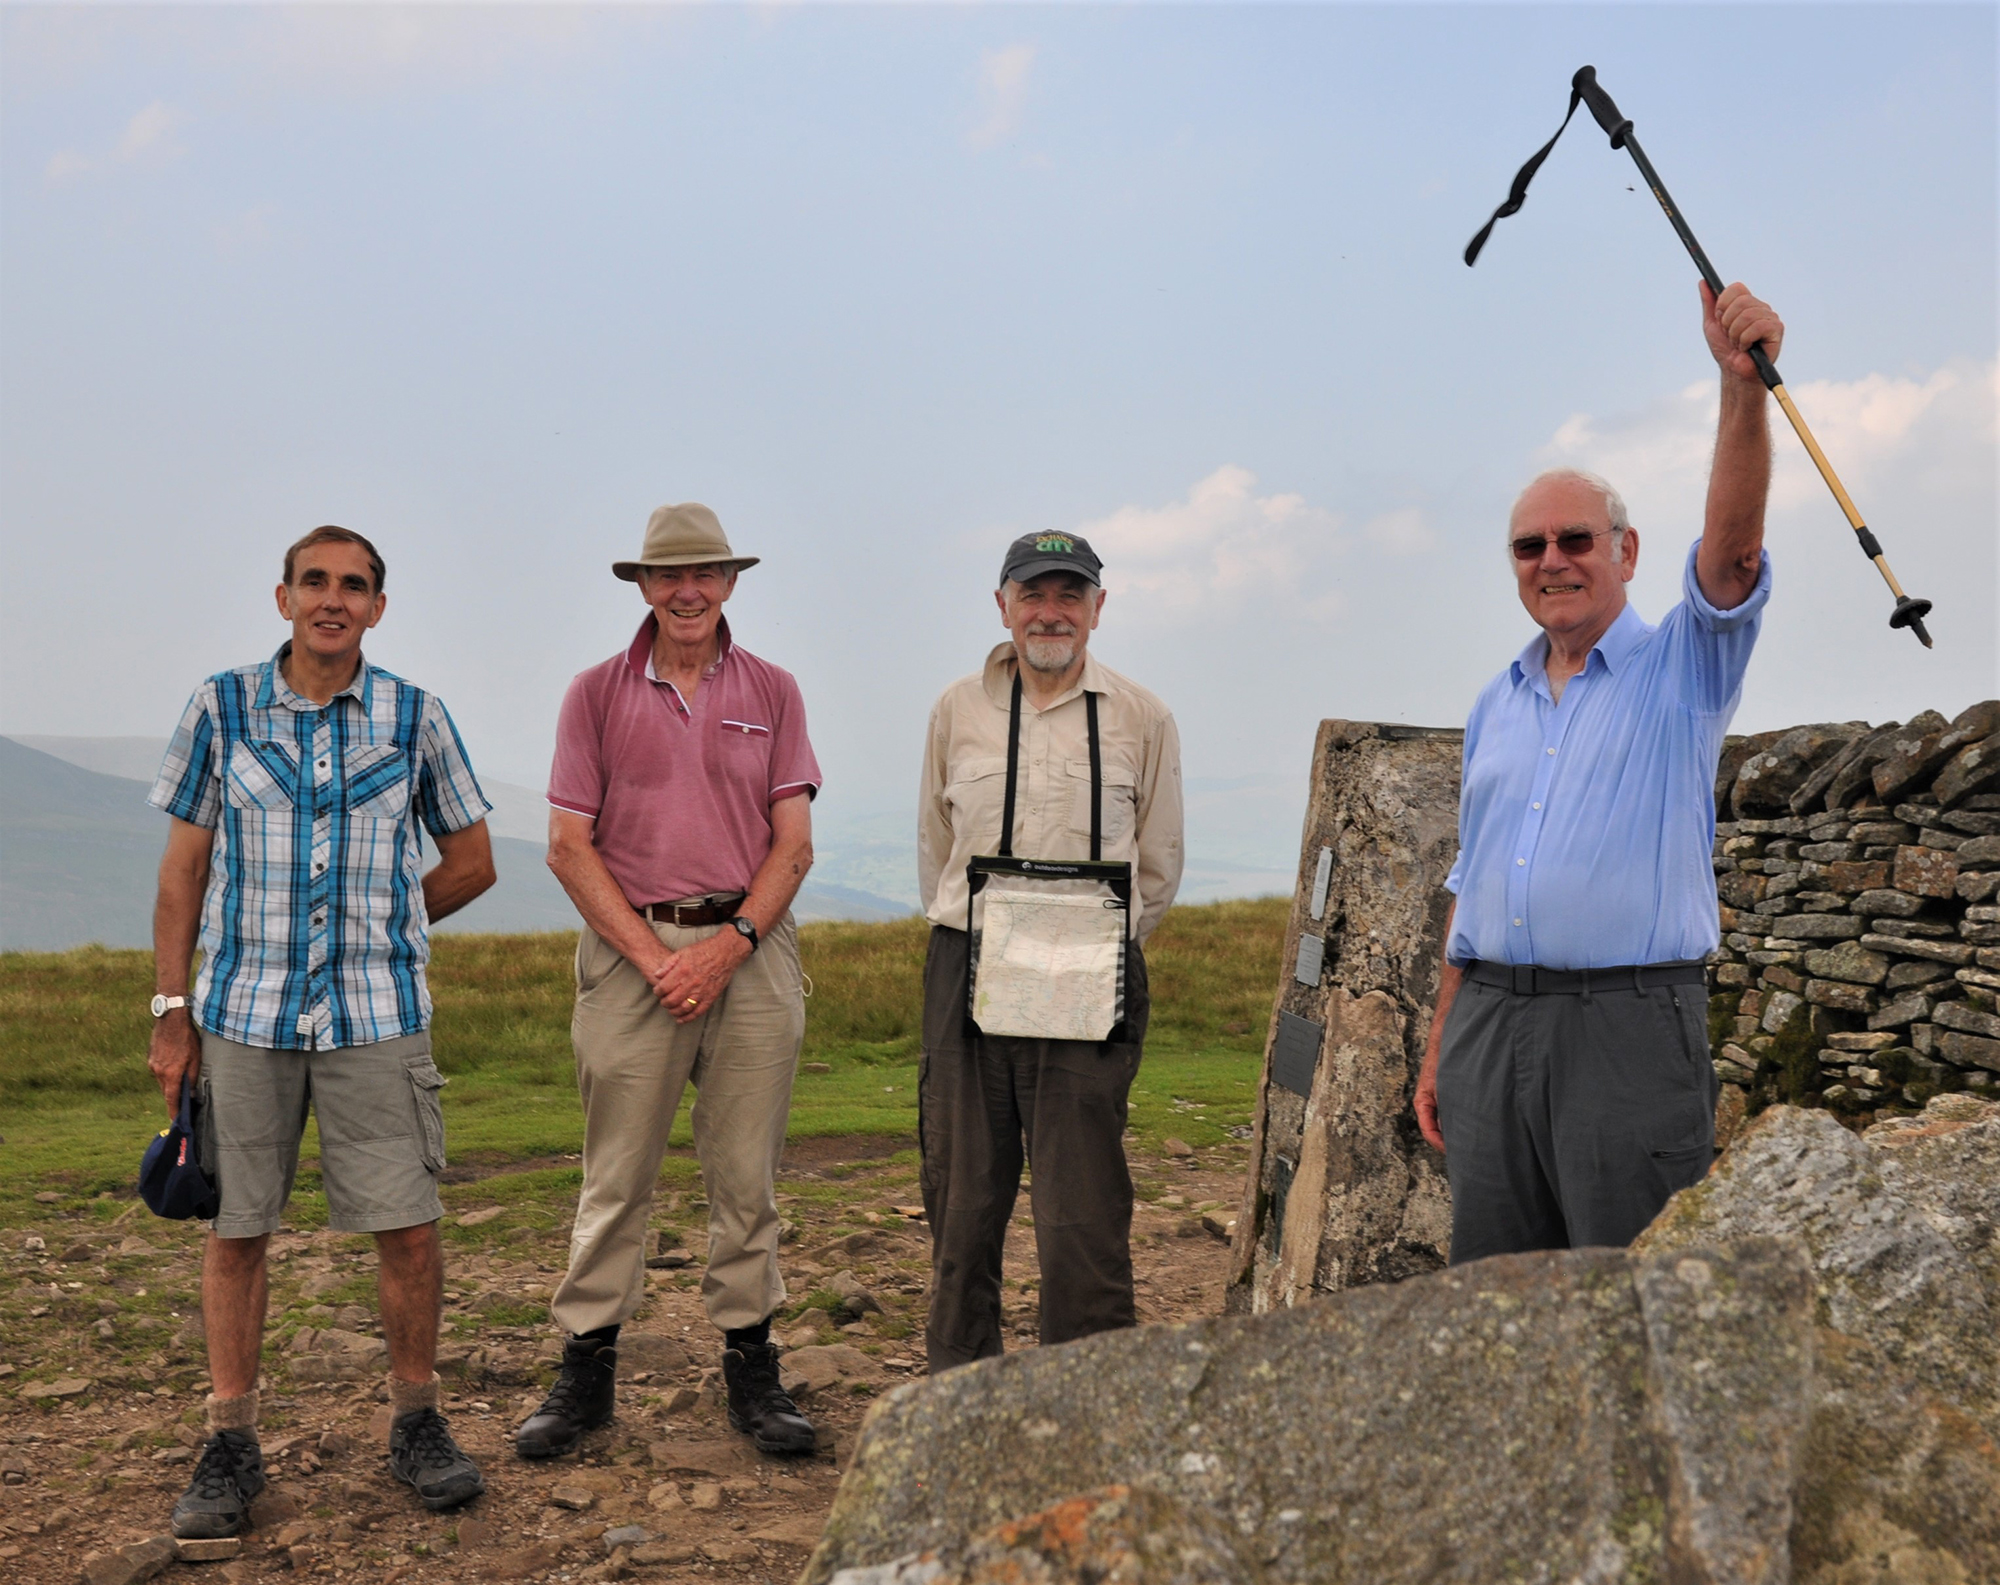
[612,502,760,581]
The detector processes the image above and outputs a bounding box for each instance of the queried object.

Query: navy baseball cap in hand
[139,1078,219,1221]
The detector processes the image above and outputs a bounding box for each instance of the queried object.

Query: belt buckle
[672,899,703,927]
[1510,965,1536,996]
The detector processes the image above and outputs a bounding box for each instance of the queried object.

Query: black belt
[1465,959,1706,996]
[640,893,744,927]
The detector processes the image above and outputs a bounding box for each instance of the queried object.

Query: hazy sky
[4,4,1994,840]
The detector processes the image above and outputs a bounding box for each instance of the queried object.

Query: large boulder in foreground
[807,1239,1815,1585]
[805,1099,2000,1585]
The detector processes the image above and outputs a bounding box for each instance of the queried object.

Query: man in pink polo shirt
[517,502,822,1459]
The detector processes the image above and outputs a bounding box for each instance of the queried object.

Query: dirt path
[2,1140,1248,1585]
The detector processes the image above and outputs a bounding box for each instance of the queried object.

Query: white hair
[1510,468,1631,563]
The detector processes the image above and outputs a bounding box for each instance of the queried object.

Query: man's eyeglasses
[1511,529,1613,562]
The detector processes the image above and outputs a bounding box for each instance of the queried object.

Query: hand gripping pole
[1468,67,1933,648]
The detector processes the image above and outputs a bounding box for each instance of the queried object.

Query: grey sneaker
[171,1429,266,1538]
[388,1407,485,1510]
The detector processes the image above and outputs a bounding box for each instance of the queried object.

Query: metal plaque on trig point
[1309,847,1333,919]
[1271,1011,1324,1097]
[1294,933,1325,987]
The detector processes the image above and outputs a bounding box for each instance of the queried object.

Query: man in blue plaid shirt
[146,526,497,1537]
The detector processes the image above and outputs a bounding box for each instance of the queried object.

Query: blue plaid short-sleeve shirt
[148,646,491,1050]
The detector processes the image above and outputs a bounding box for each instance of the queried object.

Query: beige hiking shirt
[919,644,1184,944]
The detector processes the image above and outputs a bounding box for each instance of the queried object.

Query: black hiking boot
[171,1429,266,1539]
[514,1333,617,1459]
[723,1340,817,1455]
[388,1407,485,1510]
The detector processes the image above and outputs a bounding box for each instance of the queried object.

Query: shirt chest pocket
[943,756,1009,829]
[718,719,774,786]
[1065,758,1137,842]
[223,741,299,812]
[343,743,413,822]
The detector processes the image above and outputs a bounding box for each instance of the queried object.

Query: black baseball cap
[1000,531,1103,587]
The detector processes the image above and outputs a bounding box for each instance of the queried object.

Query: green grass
[0,898,1286,1219]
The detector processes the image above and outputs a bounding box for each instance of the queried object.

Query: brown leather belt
[640,893,745,927]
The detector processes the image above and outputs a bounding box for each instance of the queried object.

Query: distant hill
[0,737,910,951]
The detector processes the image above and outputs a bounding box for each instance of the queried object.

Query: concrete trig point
[1225,720,1462,1313]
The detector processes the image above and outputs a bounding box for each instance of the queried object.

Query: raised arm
[1695,281,1784,611]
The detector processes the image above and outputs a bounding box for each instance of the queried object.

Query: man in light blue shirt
[1414,281,1785,1261]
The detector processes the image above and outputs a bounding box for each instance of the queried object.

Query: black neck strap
[996,672,1101,861]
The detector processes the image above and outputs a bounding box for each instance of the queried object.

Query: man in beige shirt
[917,531,1183,1371]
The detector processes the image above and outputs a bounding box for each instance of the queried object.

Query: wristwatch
[729,916,760,951]
[150,994,190,1018]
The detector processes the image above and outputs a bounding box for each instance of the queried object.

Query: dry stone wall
[1708,699,2000,1124]
[1229,700,2000,1311]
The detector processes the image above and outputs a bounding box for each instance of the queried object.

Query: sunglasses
[1511,528,1612,562]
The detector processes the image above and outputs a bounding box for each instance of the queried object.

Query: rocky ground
[3,1134,1247,1585]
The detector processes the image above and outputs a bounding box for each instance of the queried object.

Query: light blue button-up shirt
[1444,540,1772,970]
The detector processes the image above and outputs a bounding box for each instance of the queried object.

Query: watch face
[150,994,168,1017]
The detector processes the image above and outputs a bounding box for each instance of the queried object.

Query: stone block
[1893,845,1959,898]
[1934,1000,2000,1040]
[1714,962,1752,988]
[1826,861,1890,893]
[1766,913,1864,940]
[1934,736,2000,807]
[1848,887,1924,917]
[1868,991,1934,1031]
[1964,923,2000,945]
[1957,834,2000,869]
[1860,933,1975,966]
[79,1538,178,1585]
[1736,723,1868,814]
[1850,821,1917,846]
[1870,712,1954,802]
[1716,870,1769,909]
[1759,990,1804,1034]
[1937,1030,2000,1071]
[1886,959,1951,990]
[1802,941,1890,986]
[1825,1031,1899,1052]
[1962,872,2000,903]
[1805,979,1874,1013]
[1759,966,1802,994]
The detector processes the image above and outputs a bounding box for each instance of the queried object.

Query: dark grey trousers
[918,925,1150,1372]
[1435,973,1718,1263]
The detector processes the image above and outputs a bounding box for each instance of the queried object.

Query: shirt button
[1532,802,1542,810]
[1516,858,1526,866]
[1514,918,1524,927]
[314,861,325,873]
[1546,747,1556,756]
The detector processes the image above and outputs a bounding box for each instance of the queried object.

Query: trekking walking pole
[1465,66,1933,649]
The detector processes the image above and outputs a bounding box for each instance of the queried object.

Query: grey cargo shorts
[197,1030,448,1239]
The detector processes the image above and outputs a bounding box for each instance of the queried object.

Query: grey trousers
[918,926,1150,1372]
[1435,973,1718,1263]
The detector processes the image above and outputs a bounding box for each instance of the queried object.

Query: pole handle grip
[1748,343,1782,390]
[1572,66,1633,148]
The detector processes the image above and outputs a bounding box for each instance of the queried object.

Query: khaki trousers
[551,912,805,1336]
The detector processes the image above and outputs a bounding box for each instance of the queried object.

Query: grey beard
[1019,634,1079,673]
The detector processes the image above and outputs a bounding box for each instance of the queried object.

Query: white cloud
[45,100,187,184]
[1075,464,1346,618]
[969,43,1035,150]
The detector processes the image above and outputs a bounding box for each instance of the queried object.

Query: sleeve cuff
[1682,540,1773,632]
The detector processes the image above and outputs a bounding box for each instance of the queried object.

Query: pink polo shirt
[549,616,821,907]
